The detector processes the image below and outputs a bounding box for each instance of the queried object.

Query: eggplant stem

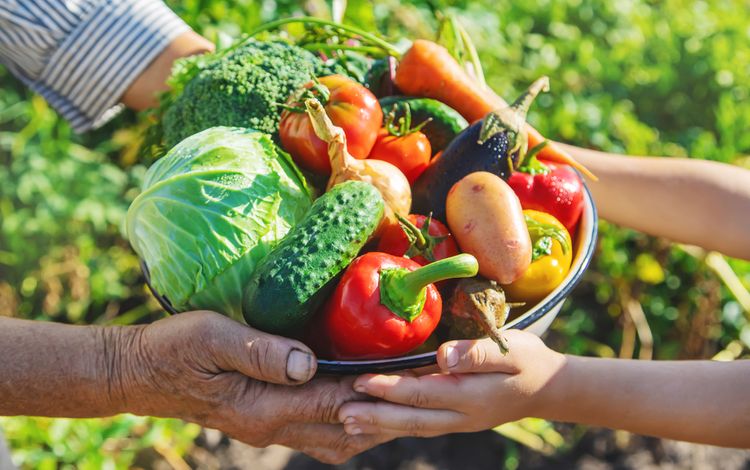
[511,76,550,114]
[477,76,550,164]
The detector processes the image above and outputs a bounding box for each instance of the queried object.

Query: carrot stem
[248,17,402,57]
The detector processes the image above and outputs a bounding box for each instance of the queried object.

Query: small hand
[113,311,391,463]
[338,330,566,438]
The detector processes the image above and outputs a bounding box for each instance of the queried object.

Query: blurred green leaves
[0,416,200,469]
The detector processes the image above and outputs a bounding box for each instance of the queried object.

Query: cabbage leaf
[127,127,311,321]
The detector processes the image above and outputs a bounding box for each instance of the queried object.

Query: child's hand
[338,330,566,437]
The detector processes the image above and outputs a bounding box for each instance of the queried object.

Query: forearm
[540,356,750,447]
[0,318,135,417]
[561,144,750,260]
[121,30,214,111]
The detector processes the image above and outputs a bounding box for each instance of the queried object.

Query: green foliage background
[1,0,749,467]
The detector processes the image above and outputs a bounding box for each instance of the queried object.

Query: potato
[446,171,531,284]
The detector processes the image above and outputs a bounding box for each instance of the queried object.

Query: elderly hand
[337,330,566,438]
[115,311,392,463]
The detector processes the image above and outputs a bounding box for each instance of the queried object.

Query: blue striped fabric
[0,0,190,131]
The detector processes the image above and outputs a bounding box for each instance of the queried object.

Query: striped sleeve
[0,0,190,132]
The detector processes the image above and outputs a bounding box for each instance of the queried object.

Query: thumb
[208,315,318,385]
[437,337,520,374]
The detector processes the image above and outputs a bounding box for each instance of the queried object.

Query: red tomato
[279,75,382,174]
[377,214,459,265]
[368,128,431,184]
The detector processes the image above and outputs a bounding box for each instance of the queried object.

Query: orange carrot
[395,40,497,122]
[395,40,596,180]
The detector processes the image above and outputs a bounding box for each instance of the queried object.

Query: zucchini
[243,181,385,334]
[380,96,469,154]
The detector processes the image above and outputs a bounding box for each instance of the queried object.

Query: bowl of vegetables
[311,183,597,374]
[130,16,598,375]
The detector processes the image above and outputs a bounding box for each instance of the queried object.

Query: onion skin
[305,98,411,229]
[446,171,531,284]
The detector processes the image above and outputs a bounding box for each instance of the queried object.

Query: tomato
[376,214,459,265]
[368,128,431,183]
[368,104,432,183]
[279,75,382,174]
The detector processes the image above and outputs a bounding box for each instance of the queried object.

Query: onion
[304,98,412,229]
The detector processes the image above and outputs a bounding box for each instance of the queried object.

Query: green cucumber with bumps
[379,96,469,154]
[243,180,385,334]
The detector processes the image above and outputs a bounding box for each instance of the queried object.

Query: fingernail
[445,345,459,369]
[347,426,362,435]
[343,416,357,425]
[286,349,314,382]
[354,384,366,393]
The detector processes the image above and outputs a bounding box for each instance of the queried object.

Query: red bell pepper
[318,252,478,359]
[508,157,584,235]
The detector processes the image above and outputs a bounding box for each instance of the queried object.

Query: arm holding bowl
[561,144,750,261]
[340,149,750,448]
[0,311,392,464]
[340,331,750,448]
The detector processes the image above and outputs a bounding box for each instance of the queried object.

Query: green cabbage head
[126,126,312,322]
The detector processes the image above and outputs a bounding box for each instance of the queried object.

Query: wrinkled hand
[338,330,566,438]
[113,311,391,463]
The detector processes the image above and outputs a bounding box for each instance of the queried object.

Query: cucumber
[380,96,469,154]
[243,181,385,334]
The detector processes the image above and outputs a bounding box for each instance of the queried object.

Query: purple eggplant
[411,77,550,222]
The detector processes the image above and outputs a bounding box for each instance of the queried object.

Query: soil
[184,428,750,470]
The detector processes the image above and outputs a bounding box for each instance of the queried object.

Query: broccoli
[161,39,344,148]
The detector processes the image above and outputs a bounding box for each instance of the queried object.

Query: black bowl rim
[140,183,599,375]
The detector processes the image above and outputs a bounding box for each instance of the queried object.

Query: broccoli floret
[162,40,344,148]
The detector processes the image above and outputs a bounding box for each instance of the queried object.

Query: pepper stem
[380,254,479,322]
[477,76,550,167]
[525,214,571,256]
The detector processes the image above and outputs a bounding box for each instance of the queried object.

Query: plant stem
[401,254,478,291]
[395,213,427,249]
[456,20,486,88]
[380,254,478,321]
[248,17,402,57]
[300,43,389,57]
[304,97,351,171]
[511,76,550,115]
[478,76,550,157]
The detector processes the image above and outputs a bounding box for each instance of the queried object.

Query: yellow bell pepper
[503,210,572,303]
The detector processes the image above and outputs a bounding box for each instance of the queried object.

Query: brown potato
[446,171,531,284]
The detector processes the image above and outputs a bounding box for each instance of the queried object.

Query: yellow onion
[304,98,411,229]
